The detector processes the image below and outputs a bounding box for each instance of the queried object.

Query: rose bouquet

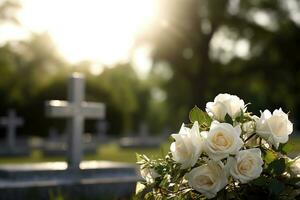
[135,94,300,199]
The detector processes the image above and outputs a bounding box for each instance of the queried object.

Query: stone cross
[46,73,105,170]
[0,109,24,149]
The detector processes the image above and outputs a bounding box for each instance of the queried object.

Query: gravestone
[42,128,67,156]
[0,73,139,200]
[119,122,162,148]
[96,120,109,143]
[162,126,172,140]
[139,122,149,138]
[45,73,105,169]
[48,127,60,141]
[0,109,29,156]
[43,128,97,156]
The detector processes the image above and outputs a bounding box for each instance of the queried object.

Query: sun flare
[17,0,155,65]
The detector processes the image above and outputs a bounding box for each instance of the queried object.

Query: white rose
[206,93,246,121]
[242,119,257,134]
[256,108,293,148]
[204,121,243,161]
[185,160,228,199]
[140,165,160,184]
[227,148,263,183]
[170,121,203,169]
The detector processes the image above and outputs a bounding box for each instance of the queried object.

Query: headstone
[0,73,140,199]
[119,122,162,148]
[42,128,67,156]
[45,73,105,169]
[139,122,149,138]
[161,126,172,140]
[96,120,109,142]
[0,161,139,200]
[43,132,98,156]
[0,109,24,149]
[48,127,60,141]
[0,109,29,156]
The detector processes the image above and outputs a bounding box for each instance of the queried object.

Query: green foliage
[251,176,269,187]
[0,34,156,135]
[268,158,286,176]
[136,0,300,129]
[189,106,212,129]
[269,179,285,197]
[278,143,294,155]
[264,150,277,164]
[224,114,233,125]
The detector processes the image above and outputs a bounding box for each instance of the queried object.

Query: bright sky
[2,0,155,67]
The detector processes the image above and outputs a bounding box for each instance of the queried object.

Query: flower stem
[244,133,256,142]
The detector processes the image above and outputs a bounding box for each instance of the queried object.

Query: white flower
[186,160,228,199]
[140,165,160,184]
[242,118,258,134]
[256,108,293,148]
[227,148,263,183]
[204,121,243,161]
[206,93,246,121]
[170,121,203,169]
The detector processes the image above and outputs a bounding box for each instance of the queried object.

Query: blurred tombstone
[161,126,172,141]
[139,122,149,138]
[43,127,66,156]
[45,73,105,169]
[48,127,60,141]
[0,73,139,199]
[119,122,161,148]
[0,109,24,148]
[96,120,109,143]
[45,74,105,160]
[0,109,29,156]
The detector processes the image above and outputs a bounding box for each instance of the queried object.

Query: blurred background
[0,0,299,162]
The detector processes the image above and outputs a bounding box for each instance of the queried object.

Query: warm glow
[16,0,155,65]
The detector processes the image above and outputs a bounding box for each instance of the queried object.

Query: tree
[135,0,300,126]
[0,0,20,24]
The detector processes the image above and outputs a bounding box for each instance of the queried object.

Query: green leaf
[279,143,293,154]
[189,106,212,127]
[224,114,233,125]
[136,153,142,163]
[287,177,300,186]
[235,108,245,123]
[264,150,277,164]
[144,192,155,200]
[268,179,285,196]
[159,174,170,189]
[251,176,269,187]
[268,158,286,175]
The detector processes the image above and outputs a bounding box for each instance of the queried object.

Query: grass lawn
[0,138,299,164]
[0,142,171,164]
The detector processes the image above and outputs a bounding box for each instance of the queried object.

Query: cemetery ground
[0,141,171,164]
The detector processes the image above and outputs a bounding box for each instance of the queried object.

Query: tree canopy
[135,0,300,127]
[0,0,300,136]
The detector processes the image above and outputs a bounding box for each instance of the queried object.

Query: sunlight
[132,46,153,79]
[17,0,156,65]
